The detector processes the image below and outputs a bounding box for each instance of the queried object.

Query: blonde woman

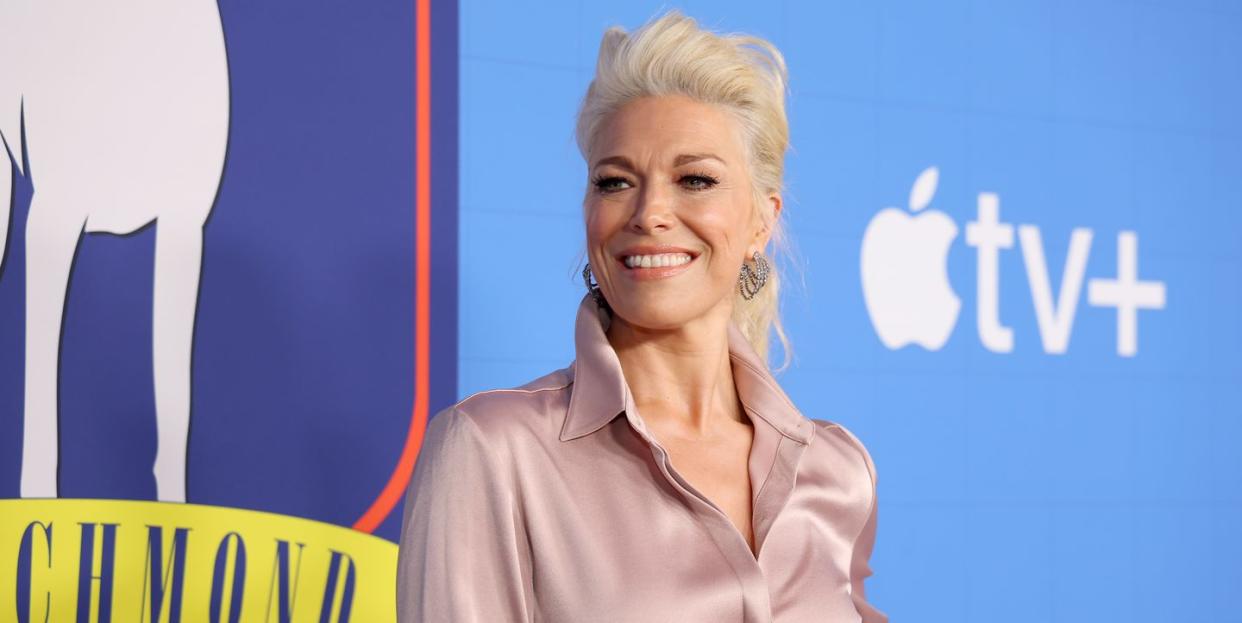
[398,10,887,622]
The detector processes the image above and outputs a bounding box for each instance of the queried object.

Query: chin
[606,290,719,331]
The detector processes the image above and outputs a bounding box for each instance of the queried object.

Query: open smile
[614,246,699,281]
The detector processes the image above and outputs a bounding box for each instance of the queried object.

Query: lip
[613,244,699,281]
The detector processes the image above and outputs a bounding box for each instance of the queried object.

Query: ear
[750,191,783,254]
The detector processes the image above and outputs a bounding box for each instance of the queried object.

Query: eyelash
[681,172,720,191]
[591,172,720,193]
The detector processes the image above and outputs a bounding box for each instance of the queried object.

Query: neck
[606,303,747,439]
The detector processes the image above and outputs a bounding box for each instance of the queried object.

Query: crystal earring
[738,251,770,300]
[582,263,607,308]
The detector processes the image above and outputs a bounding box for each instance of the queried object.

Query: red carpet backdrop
[3,0,1241,622]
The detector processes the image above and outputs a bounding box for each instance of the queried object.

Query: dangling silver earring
[582,263,608,308]
[738,251,769,300]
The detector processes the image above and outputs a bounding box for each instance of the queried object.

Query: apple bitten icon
[860,166,961,351]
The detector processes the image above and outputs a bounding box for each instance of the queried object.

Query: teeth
[624,253,692,269]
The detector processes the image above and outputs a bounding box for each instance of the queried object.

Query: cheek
[691,201,751,261]
[583,202,615,244]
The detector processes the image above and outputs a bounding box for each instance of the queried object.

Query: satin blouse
[397,295,888,622]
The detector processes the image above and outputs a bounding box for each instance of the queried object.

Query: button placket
[623,407,779,623]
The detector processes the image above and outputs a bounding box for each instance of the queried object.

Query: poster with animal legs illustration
[0,1,458,621]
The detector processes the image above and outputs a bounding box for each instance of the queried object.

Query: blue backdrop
[458,1,1242,620]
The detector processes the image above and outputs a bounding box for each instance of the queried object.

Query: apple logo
[860,166,961,350]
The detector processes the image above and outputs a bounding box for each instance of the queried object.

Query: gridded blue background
[458,1,1242,620]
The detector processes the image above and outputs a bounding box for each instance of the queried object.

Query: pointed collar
[559,294,815,444]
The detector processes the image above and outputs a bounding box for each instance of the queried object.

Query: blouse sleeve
[847,432,889,623]
[396,407,535,623]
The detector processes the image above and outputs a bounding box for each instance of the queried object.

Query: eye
[591,175,631,193]
[680,172,719,191]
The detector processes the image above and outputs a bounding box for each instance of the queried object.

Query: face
[584,94,780,331]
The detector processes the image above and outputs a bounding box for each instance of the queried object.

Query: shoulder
[430,365,574,445]
[807,418,880,491]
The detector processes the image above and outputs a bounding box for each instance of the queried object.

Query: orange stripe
[353,0,432,534]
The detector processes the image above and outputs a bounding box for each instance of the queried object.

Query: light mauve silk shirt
[397,296,888,622]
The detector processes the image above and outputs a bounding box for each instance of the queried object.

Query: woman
[398,10,887,623]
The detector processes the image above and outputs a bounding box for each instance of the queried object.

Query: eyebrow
[675,153,726,167]
[591,153,727,170]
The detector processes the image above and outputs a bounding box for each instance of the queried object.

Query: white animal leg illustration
[0,157,10,271]
[151,219,204,503]
[21,200,84,498]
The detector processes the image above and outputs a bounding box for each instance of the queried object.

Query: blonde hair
[575,9,792,369]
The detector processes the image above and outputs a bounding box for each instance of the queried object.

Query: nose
[627,180,675,234]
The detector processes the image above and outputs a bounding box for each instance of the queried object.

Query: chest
[517,422,864,623]
[651,424,757,555]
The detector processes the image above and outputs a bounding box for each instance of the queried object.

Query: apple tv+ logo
[860,167,1166,357]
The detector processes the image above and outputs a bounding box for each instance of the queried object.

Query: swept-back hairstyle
[575,9,793,368]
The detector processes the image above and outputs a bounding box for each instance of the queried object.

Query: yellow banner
[0,499,396,622]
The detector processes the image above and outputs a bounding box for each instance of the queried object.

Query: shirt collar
[559,294,816,444]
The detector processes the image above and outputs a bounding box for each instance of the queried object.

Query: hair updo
[575,9,793,368]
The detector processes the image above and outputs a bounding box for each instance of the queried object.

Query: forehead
[591,94,747,164]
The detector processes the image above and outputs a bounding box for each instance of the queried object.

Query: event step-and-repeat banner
[1,1,457,621]
[3,1,1241,622]
[455,2,1241,622]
